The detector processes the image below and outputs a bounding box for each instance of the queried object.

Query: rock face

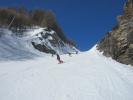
[97,0,133,65]
[31,28,77,55]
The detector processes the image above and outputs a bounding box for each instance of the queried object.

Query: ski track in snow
[0,46,133,100]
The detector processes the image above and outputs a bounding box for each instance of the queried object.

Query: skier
[56,54,64,64]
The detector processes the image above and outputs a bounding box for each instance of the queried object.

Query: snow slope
[0,28,77,62]
[0,34,42,61]
[0,46,133,100]
[0,28,46,61]
[0,28,77,61]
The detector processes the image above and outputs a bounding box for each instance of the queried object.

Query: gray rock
[97,0,133,66]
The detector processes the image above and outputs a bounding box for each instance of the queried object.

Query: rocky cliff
[97,0,133,65]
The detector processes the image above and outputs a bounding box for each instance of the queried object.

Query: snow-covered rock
[30,28,77,55]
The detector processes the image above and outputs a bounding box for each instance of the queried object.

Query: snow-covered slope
[0,28,77,61]
[0,46,133,100]
[0,29,43,61]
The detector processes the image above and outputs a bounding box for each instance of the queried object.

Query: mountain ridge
[97,0,133,66]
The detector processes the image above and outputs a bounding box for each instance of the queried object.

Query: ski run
[0,45,133,100]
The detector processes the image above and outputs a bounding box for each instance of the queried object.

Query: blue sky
[0,0,126,51]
